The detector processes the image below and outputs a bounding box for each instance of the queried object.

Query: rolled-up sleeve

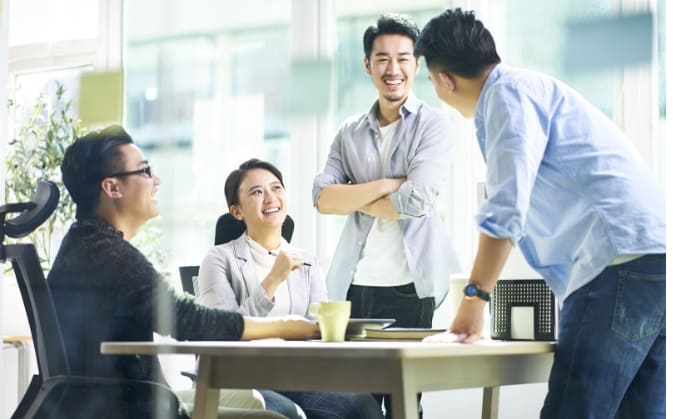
[390,112,454,219]
[476,82,548,243]
[312,124,350,206]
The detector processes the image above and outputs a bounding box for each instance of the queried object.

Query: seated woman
[199,158,383,419]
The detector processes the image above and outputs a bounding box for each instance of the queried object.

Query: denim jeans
[259,390,306,419]
[347,283,435,328]
[260,390,383,419]
[347,283,435,418]
[540,254,666,419]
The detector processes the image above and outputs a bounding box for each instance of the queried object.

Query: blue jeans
[260,390,383,419]
[260,390,305,419]
[347,283,434,418]
[540,254,666,419]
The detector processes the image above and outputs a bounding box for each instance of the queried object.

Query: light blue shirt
[313,93,461,301]
[475,64,666,303]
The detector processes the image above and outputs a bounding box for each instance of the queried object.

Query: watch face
[464,283,478,297]
[464,283,489,301]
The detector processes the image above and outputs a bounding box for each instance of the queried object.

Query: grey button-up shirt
[313,93,461,301]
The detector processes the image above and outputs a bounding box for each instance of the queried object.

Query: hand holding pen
[268,251,312,267]
[262,249,310,298]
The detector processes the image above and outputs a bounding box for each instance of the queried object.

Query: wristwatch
[463,283,490,302]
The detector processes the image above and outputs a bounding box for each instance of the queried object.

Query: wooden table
[102,339,554,419]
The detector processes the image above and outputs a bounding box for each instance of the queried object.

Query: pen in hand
[268,251,312,266]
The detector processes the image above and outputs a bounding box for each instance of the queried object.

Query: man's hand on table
[423,299,485,343]
[242,315,320,341]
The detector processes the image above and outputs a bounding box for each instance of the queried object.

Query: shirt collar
[475,63,507,124]
[366,92,420,129]
[235,232,289,262]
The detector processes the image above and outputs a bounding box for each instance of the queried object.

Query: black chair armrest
[180,368,197,382]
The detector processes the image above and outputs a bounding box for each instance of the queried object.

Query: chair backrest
[0,180,67,379]
[178,265,199,296]
[214,213,294,245]
[3,181,183,419]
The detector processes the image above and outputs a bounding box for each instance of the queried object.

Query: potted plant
[6,81,167,274]
[5,82,84,270]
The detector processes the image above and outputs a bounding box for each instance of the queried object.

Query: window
[121,0,665,281]
[123,0,293,270]
[8,0,98,46]
[7,0,118,135]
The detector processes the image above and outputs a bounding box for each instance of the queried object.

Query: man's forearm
[446,232,514,341]
[316,178,403,214]
[469,232,513,291]
[241,316,318,341]
[359,195,400,220]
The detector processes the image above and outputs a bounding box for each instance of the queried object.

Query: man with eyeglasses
[108,164,153,178]
[48,124,317,418]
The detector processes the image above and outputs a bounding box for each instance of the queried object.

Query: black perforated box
[490,279,556,341]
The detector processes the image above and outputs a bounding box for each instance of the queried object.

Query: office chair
[3,180,179,419]
[178,265,199,296]
[214,213,294,245]
[177,265,200,381]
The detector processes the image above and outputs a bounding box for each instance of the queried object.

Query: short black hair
[363,13,420,59]
[415,8,501,78]
[224,158,285,208]
[61,125,133,218]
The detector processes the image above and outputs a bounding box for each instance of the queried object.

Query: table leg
[389,387,419,419]
[482,387,500,419]
[192,355,220,419]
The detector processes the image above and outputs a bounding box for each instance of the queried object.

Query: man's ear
[100,178,122,199]
[364,57,372,75]
[439,72,456,92]
[230,205,244,221]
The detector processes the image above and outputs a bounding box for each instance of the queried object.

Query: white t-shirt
[246,234,291,315]
[353,119,413,287]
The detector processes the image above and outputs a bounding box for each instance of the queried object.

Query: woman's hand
[262,249,305,298]
[242,315,319,341]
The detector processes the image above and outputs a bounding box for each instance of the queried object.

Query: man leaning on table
[415,8,666,419]
[48,125,318,419]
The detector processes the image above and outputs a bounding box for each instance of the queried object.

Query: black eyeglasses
[107,166,153,179]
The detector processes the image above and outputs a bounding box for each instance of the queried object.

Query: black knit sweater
[47,217,244,418]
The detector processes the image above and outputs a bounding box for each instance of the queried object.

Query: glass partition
[124,0,292,273]
[122,0,665,281]
[501,0,615,116]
